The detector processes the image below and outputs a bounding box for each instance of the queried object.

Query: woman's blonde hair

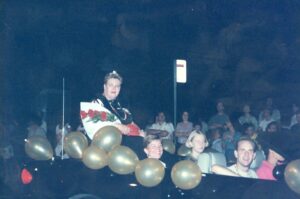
[185,130,208,148]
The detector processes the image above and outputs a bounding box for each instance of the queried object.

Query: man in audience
[265,121,280,134]
[289,103,299,128]
[222,122,241,164]
[149,111,174,140]
[209,127,224,153]
[242,123,261,151]
[259,97,281,123]
[238,104,258,129]
[290,111,300,134]
[259,109,275,132]
[208,101,230,129]
[211,137,257,178]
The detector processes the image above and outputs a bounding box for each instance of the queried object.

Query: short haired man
[149,111,174,139]
[211,137,257,178]
[142,134,177,169]
[143,134,163,159]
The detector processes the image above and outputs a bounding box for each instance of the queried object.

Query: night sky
[2,0,300,127]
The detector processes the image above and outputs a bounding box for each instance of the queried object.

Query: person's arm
[211,164,239,177]
[146,129,168,137]
[114,123,130,135]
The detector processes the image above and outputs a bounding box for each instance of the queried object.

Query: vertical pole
[61,77,65,160]
[173,61,177,142]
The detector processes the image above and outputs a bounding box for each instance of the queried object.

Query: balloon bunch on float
[25,125,204,190]
[84,126,123,170]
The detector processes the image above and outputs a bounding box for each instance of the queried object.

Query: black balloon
[273,164,287,181]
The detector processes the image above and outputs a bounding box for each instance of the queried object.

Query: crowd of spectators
[1,96,300,188]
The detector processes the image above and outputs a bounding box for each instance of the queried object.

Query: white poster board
[80,102,121,139]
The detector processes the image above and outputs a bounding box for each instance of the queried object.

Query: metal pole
[173,61,177,142]
[61,77,65,160]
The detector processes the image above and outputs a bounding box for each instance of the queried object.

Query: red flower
[80,111,88,119]
[101,112,107,121]
[87,109,95,118]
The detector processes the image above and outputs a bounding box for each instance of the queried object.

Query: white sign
[176,59,187,83]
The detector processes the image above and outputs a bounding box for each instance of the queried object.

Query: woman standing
[175,111,193,145]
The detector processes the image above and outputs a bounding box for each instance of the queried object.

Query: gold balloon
[82,145,108,170]
[284,159,300,195]
[25,136,53,160]
[108,145,139,175]
[92,126,122,152]
[171,160,202,190]
[177,144,191,157]
[162,139,176,154]
[64,131,88,159]
[135,158,165,187]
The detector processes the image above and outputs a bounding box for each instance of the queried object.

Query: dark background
[2,0,300,128]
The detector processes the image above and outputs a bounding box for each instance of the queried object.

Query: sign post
[173,59,187,133]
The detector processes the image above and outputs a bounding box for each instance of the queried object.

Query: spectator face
[234,140,256,168]
[266,98,273,108]
[144,140,163,159]
[182,112,189,122]
[296,113,300,123]
[157,112,166,123]
[194,124,202,131]
[103,78,121,100]
[191,134,207,154]
[292,104,299,113]
[211,130,221,139]
[267,124,278,133]
[262,109,271,119]
[217,102,224,113]
[243,105,250,114]
[245,126,255,137]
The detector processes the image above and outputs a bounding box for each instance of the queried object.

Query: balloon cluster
[25,126,202,189]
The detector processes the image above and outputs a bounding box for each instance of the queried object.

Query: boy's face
[144,140,163,159]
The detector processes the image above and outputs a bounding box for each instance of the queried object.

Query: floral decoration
[80,109,117,123]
